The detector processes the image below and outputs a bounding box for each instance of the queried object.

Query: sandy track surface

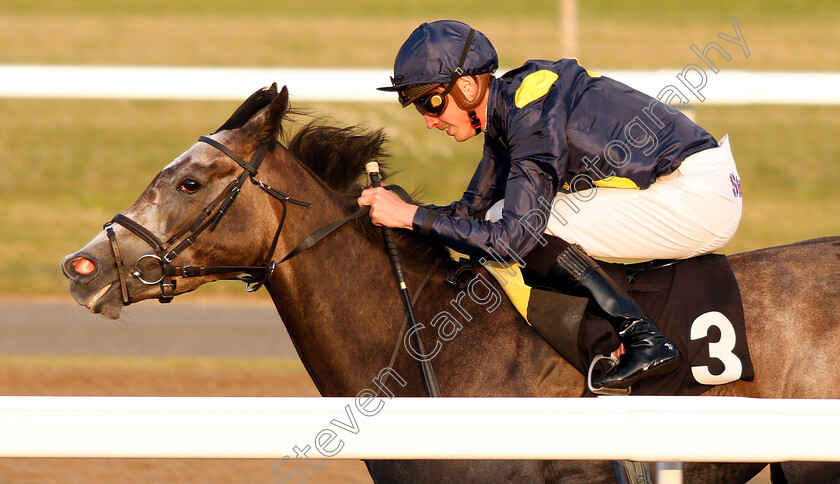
[0,296,297,357]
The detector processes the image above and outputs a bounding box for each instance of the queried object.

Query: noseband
[104,136,311,305]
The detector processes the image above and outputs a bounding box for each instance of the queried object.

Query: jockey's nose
[62,254,98,280]
[424,114,439,130]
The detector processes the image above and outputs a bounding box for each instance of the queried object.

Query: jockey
[359,20,743,390]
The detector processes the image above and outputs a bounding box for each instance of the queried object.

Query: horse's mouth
[82,283,125,319]
[85,283,113,310]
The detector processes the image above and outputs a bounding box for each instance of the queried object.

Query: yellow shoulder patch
[514,70,559,108]
[572,58,601,78]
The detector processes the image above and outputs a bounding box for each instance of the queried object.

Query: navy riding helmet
[378,20,498,108]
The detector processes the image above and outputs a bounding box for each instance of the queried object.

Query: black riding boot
[549,244,682,389]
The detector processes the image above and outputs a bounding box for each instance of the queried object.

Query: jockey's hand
[357,187,417,230]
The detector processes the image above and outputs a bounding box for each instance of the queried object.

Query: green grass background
[1,0,838,296]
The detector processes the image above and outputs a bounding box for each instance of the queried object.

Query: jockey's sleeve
[413,157,558,261]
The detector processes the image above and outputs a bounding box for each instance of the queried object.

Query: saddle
[457,253,755,396]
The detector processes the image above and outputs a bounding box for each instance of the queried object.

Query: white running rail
[1,65,838,104]
[0,396,838,461]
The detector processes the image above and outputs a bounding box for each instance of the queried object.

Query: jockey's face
[422,92,477,142]
[420,77,483,142]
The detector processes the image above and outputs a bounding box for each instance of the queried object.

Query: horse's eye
[179,179,201,194]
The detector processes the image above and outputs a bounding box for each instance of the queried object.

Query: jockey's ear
[454,76,479,103]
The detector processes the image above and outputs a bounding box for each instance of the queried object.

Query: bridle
[102,133,443,396]
[104,136,311,305]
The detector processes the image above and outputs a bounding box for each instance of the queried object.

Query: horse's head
[61,83,300,318]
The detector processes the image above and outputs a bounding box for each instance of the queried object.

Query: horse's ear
[259,84,289,143]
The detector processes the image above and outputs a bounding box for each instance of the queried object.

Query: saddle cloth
[483,253,755,396]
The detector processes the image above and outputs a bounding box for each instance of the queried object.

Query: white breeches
[486,135,743,261]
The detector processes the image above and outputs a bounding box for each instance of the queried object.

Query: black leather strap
[251,178,312,207]
[279,184,415,264]
[105,225,132,305]
[198,136,258,176]
[439,28,475,98]
[467,109,482,135]
[110,214,164,255]
[280,206,370,263]
[385,184,413,204]
[166,265,268,278]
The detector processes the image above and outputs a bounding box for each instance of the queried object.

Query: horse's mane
[286,120,385,195]
[212,87,450,264]
[283,118,451,264]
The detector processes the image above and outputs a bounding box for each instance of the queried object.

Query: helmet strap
[467,109,482,135]
[449,73,491,134]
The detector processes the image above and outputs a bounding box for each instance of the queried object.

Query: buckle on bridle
[241,262,275,292]
[159,281,176,303]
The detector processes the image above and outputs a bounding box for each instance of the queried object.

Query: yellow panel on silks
[593,176,639,189]
[572,58,601,78]
[514,70,559,108]
[482,261,588,367]
[564,176,640,191]
[512,61,601,109]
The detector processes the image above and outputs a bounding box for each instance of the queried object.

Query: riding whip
[366,162,441,398]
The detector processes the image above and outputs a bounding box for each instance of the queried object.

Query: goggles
[399,83,458,117]
[412,86,449,117]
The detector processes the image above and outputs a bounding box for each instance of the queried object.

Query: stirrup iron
[587,354,630,396]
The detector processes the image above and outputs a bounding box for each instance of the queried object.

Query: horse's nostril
[71,257,97,276]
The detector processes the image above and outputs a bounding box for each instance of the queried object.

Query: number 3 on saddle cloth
[478,253,755,396]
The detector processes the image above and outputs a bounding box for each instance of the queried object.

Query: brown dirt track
[0,363,373,484]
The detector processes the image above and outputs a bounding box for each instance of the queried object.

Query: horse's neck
[264,162,411,396]
[259,151,584,399]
